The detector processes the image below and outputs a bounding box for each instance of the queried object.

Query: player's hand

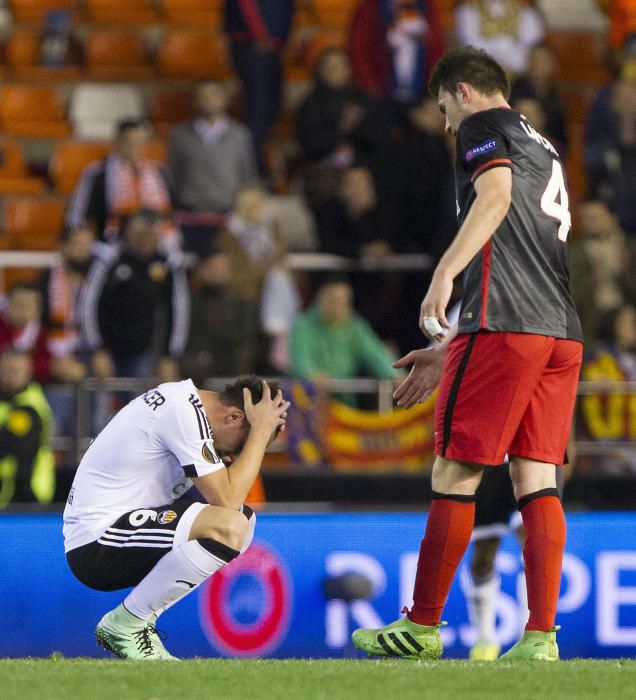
[243,381,290,438]
[392,347,445,409]
[419,271,453,342]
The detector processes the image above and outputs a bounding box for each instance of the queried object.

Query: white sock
[517,568,529,633]
[467,573,500,645]
[124,538,239,621]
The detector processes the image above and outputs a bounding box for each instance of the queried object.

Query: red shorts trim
[434,332,582,466]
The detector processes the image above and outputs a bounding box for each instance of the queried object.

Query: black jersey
[454,107,583,342]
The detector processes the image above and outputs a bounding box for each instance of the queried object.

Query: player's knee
[207,508,249,552]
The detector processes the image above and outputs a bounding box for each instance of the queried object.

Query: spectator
[511,95,564,157]
[314,166,392,257]
[39,226,95,383]
[67,119,175,245]
[0,284,50,382]
[180,250,258,382]
[580,304,636,474]
[224,0,294,164]
[297,47,392,165]
[78,210,190,381]
[570,199,636,343]
[0,348,54,507]
[510,41,568,150]
[349,0,445,102]
[454,0,545,75]
[168,81,258,217]
[290,277,401,405]
[218,185,300,372]
[584,77,636,234]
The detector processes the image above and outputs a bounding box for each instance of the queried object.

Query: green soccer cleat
[351,616,446,659]
[469,641,501,661]
[499,627,560,662]
[95,603,179,660]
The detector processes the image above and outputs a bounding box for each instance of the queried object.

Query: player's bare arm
[419,167,512,338]
[194,382,289,510]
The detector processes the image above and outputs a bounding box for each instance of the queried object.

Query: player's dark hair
[428,46,510,99]
[219,376,283,412]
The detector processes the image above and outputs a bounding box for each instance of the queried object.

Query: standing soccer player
[352,46,582,661]
[63,377,288,660]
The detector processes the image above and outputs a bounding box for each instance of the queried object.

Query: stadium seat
[69,84,144,140]
[85,30,155,80]
[0,140,46,195]
[161,0,223,27]
[311,0,359,29]
[148,87,194,136]
[9,0,76,24]
[5,29,81,81]
[49,141,110,195]
[83,0,159,25]
[157,29,232,79]
[3,197,66,251]
[0,85,71,138]
[143,140,167,163]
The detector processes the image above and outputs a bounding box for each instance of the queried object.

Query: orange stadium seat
[0,86,71,138]
[157,29,232,79]
[161,0,223,27]
[311,0,359,29]
[85,30,155,80]
[84,0,159,25]
[49,141,110,195]
[5,29,81,81]
[143,140,168,163]
[149,87,194,136]
[3,197,66,251]
[0,140,46,195]
[9,0,76,24]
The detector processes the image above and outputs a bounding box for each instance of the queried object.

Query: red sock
[519,491,566,632]
[408,494,475,626]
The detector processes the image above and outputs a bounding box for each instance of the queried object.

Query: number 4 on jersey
[541,159,571,241]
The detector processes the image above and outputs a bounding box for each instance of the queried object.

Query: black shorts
[472,464,520,541]
[66,499,206,591]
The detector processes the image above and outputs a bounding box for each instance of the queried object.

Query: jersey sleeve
[457,111,513,183]
[155,391,225,479]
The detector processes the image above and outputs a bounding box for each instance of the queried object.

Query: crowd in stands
[0,0,636,498]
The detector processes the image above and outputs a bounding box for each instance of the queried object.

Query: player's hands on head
[243,381,290,439]
[392,347,445,409]
[419,272,452,342]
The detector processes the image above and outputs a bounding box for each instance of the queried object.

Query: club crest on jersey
[202,441,220,464]
[465,139,497,161]
[157,510,177,525]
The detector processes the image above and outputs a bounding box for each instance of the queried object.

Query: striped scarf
[46,265,81,356]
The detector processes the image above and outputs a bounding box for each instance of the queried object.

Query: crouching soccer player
[63,377,288,660]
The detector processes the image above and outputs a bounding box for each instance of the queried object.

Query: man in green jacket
[0,348,55,507]
[290,277,400,405]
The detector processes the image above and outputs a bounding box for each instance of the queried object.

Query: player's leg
[467,536,501,660]
[467,463,521,660]
[351,456,483,659]
[500,339,582,661]
[90,502,255,659]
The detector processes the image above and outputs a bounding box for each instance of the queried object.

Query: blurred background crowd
[0,0,635,506]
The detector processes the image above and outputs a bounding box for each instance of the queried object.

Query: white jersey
[63,379,225,552]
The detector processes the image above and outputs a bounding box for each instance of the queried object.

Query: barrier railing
[44,377,636,466]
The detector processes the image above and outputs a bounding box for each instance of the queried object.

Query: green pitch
[1,658,635,700]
